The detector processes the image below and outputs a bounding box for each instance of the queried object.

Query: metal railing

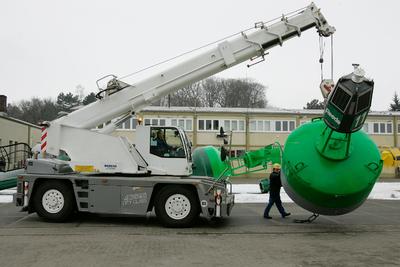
[0,143,32,172]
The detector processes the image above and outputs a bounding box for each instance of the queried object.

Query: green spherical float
[282,65,383,215]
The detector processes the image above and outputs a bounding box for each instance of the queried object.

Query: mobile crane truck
[14,3,381,227]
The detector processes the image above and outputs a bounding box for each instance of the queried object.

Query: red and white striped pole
[41,127,47,158]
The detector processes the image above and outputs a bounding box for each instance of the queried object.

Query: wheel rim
[165,194,191,220]
[42,189,65,214]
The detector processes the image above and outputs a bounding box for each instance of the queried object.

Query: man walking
[264,163,291,219]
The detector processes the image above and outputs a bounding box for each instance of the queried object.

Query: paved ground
[0,200,399,267]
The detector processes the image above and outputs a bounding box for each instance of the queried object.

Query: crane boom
[54,3,334,130]
[44,2,335,174]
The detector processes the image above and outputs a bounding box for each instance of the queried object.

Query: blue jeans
[264,190,286,217]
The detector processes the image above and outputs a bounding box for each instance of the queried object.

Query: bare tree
[219,78,267,108]
[155,77,268,108]
[201,77,223,107]
[168,82,203,107]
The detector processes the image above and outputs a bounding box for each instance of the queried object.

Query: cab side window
[150,128,185,158]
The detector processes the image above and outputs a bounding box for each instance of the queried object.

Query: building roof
[0,113,41,129]
[141,106,400,117]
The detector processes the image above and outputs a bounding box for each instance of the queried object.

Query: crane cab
[135,125,193,176]
[323,65,374,133]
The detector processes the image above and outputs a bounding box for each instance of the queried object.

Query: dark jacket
[269,171,282,193]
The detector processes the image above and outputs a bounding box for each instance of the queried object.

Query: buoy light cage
[323,65,374,134]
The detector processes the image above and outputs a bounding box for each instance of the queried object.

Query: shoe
[264,216,272,219]
[282,212,291,218]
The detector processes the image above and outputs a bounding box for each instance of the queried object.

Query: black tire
[154,185,200,228]
[33,181,75,222]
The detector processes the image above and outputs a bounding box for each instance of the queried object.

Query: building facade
[111,107,400,156]
[0,114,41,149]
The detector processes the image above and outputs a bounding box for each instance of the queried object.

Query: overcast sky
[1,0,398,111]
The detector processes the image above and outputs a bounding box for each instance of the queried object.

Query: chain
[293,213,320,223]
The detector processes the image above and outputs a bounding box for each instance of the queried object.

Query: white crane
[42,3,335,176]
[16,3,336,227]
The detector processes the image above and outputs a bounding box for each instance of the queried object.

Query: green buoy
[282,65,382,215]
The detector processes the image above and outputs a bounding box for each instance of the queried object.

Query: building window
[199,120,204,130]
[372,122,392,134]
[239,121,245,131]
[231,120,238,131]
[221,120,245,132]
[205,120,212,130]
[249,120,295,132]
[275,121,281,132]
[373,123,379,133]
[213,120,219,131]
[289,121,295,131]
[380,123,386,133]
[198,119,221,132]
[186,119,192,131]
[178,119,185,128]
[257,121,264,131]
[264,121,271,132]
[282,121,288,132]
[224,120,230,131]
[250,121,256,131]
[387,123,393,133]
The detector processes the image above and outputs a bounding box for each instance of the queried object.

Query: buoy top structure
[324,64,374,133]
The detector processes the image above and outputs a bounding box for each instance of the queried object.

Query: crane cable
[319,35,325,81]
[331,34,334,80]
[319,34,335,82]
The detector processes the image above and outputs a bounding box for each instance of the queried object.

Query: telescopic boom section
[54,3,334,130]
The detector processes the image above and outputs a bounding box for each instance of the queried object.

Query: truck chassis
[14,173,234,227]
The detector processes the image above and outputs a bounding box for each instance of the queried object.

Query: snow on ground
[0,189,16,203]
[0,183,399,204]
[232,183,400,203]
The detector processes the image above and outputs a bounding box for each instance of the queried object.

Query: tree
[10,98,59,124]
[156,77,268,108]
[56,92,81,112]
[83,92,97,105]
[6,103,23,119]
[168,82,203,107]
[304,99,325,109]
[201,77,224,107]
[389,92,400,111]
[218,78,267,108]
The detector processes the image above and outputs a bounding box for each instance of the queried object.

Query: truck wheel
[154,186,200,228]
[33,181,75,222]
